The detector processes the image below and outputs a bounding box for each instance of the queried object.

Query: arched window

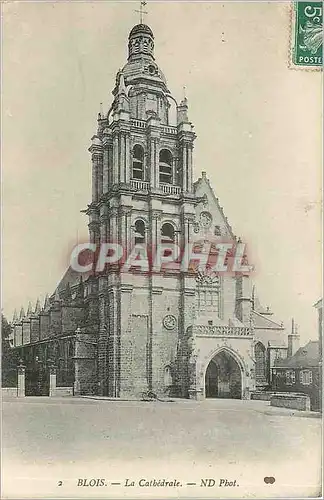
[132,145,144,180]
[134,220,146,244]
[161,223,175,243]
[255,342,266,383]
[159,149,173,184]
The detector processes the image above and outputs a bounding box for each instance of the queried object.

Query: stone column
[109,207,118,245]
[125,208,132,257]
[183,214,192,248]
[113,135,119,183]
[125,133,131,183]
[147,116,160,190]
[120,207,132,260]
[90,149,103,203]
[97,154,103,199]
[187,144,193,192]
[17,360,25,398]
[120,133,126,183]
[97,295,107,396]
[74,379,81,396]
[49,363,57,397]
[182,145,187,192]
[154,138,160,190]
[103,147,109,194]
[102,130,112,194]
[177,123,196,193]
[151,210,162,255]
[92,156,97,202]
[149,138,156,187]
[100,214,108,245]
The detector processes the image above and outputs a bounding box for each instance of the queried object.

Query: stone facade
[10,22,288,399]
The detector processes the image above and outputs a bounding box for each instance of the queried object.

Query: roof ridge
[252,310,284,328]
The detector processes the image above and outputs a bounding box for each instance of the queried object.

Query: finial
[54,288,60,302]
[118,73,127,95]
[98,102,104,120]
[135,1,148,24]
[43,294,50,310]
[19,307,25,319]
[183,85,187,101]
[12,309,18,322]
[35,298,41,314]
[291,317,295,334]
[27,301,33,317]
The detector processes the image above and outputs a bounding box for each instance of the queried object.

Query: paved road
[2,397,322,499]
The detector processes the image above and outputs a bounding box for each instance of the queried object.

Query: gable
[193,173,234,239]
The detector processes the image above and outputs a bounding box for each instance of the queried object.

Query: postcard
[1,1,322,499]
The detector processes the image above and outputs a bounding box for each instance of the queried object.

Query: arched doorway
[205,350,242,399]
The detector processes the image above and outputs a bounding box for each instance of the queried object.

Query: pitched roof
[252,310,284,330]
[54,267,91,295]
[274,341,320,368]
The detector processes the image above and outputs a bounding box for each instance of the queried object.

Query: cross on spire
[135,1,148,24]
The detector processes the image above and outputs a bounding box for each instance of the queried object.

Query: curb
[262,409,322,419]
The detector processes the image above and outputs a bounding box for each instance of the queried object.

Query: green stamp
[293,1,323,67]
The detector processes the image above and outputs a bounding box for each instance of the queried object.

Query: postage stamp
[292,1,323,68]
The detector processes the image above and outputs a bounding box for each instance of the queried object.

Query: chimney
[287,318,300,357]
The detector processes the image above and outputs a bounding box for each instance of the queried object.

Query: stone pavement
[2,396,322,499]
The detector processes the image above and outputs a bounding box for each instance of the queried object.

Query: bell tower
[85,21,197,398]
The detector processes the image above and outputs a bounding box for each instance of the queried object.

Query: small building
[272,339,321,411]
[252,297,288,389]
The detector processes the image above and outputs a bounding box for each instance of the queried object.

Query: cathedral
[9,21,296,400]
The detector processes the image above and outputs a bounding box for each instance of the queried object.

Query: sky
[2,1,322,344]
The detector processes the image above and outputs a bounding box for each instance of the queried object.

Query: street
[2,397,322,498]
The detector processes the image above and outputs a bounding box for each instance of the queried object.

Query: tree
[1,314,19,387]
